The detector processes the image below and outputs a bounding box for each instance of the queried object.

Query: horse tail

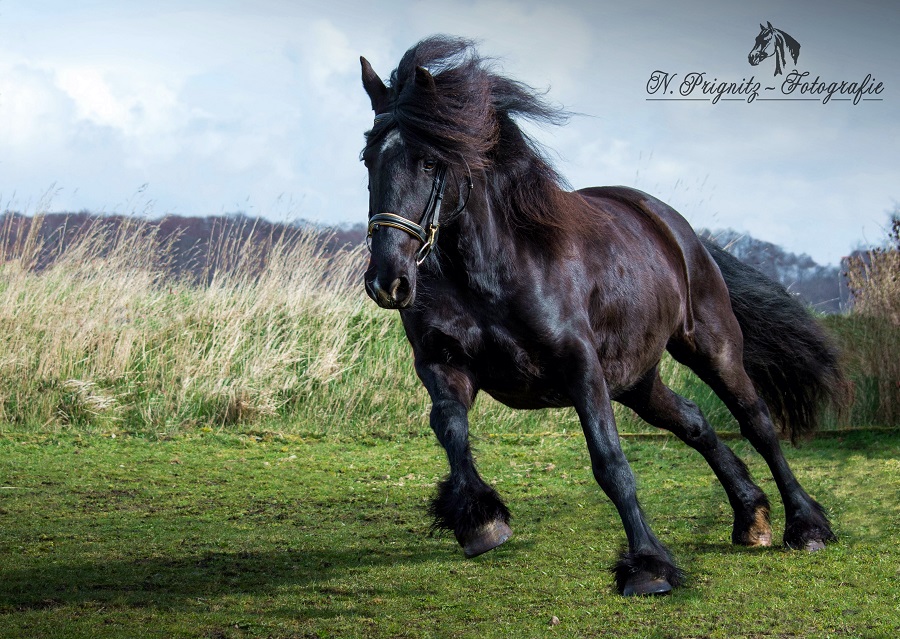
[701,238,849,442]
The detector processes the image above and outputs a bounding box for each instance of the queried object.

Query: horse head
[748,22,776,68]
[359,57,471,310]
[748,21,800,76]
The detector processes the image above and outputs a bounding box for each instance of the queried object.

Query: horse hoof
[462,520,513,558]
[615,551,683,596]
[751,530,773,547]
[805,539,826,552]
[736,526,772,547]
[742,526,772,547]
[734,504,772,547]
[622,575,673,597]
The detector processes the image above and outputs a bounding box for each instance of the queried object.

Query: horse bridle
[366,122,473,266]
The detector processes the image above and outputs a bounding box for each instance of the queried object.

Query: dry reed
[0,214,397,434]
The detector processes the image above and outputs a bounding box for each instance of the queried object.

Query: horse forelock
[377,37,566,166]
[368,38,478,164]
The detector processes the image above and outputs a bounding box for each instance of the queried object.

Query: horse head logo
[748,21,801,76]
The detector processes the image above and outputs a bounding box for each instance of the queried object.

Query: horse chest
[418,307,571,409]
[475,331,575,409]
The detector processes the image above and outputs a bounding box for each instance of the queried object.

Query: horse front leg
[417,361,512,557]
[567,343,683,595]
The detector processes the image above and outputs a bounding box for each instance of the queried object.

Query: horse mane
[366,35,590,251]
[770,25,800,76]
[776,28,801,65]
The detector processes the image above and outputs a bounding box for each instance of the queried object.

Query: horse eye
[423,159,436,173]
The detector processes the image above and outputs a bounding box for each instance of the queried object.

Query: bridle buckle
[415,224,440,265]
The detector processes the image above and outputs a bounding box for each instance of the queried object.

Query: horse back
[575,186,728,345]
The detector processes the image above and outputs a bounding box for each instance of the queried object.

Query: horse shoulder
[401,287,482,363]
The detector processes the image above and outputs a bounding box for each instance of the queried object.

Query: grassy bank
[4,215,895,441]
[1,429,898,638]
[0,216,400,437]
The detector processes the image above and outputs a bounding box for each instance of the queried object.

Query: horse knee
[430,400,470,448]
[431,398,467,424]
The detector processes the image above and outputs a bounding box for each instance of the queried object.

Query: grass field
[1,215,898,637]
[1,428,899,638]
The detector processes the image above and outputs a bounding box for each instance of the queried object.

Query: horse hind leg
[581,410,683,595]
[617,368,772,547]
[669,331,835,551]
[566,346,682,596]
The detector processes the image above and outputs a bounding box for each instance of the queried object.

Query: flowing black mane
[364,36,580,242]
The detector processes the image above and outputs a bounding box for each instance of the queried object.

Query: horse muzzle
[365,270,415,309]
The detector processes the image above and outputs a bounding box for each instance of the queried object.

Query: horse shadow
[0,542,447,620]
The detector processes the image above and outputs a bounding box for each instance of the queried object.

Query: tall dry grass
[845,214,900,325]
[1,210,890,438]
[833,213,900,426]
[0,214,404,434]
[0,212,722,439]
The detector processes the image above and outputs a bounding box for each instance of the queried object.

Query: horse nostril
[389,277,411,304]
[364,278,377,301]
[367,275,414,309]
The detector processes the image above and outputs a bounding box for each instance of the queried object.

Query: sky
[1,0,897,265]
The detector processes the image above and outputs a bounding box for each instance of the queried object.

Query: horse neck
[447,177,509,267]
[439,163,567,290]
[437,121,570,284]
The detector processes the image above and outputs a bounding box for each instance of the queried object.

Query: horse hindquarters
[700,239,847,443]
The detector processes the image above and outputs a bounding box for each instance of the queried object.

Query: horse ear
[414,66,437,94]
[760,23,766,31]
[767,21,774,29]
[360,56,390,113]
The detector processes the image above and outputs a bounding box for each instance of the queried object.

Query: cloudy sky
[1,0,897,265]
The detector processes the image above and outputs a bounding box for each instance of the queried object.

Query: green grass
[2,429,898,638]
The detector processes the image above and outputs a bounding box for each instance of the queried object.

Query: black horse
[359,36,845,596]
